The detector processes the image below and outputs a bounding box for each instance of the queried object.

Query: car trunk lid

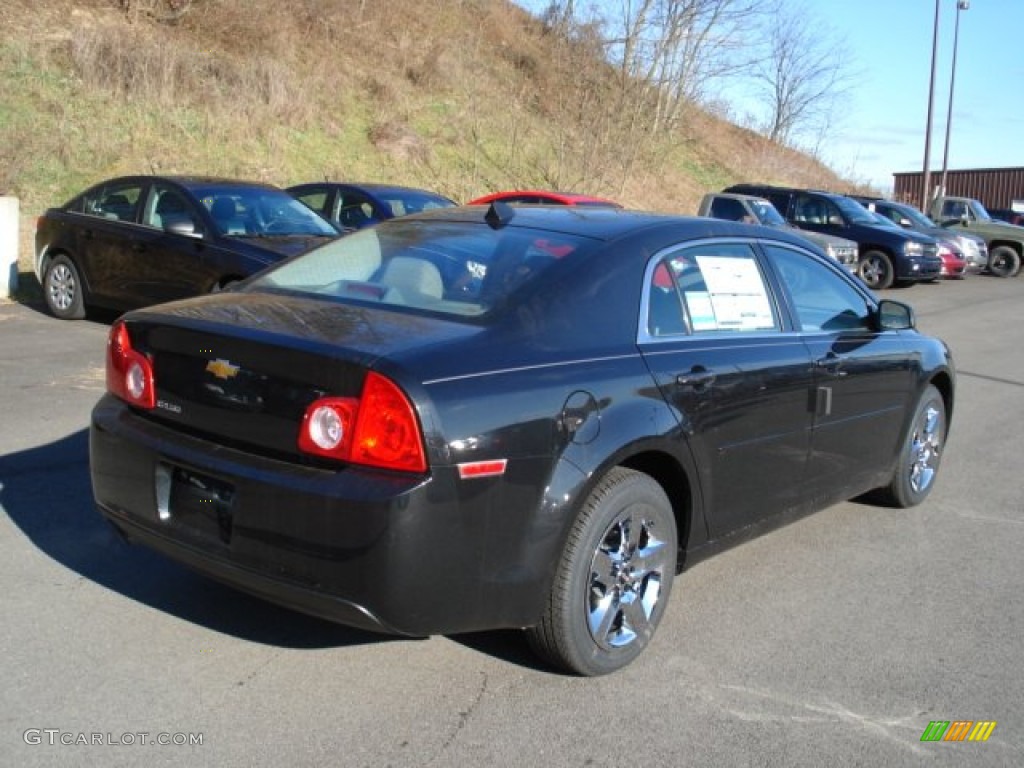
[122,291,476,462]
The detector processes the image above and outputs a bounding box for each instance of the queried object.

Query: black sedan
[287,181,456,231]
[89,205,954,675]
[35,175,339,319]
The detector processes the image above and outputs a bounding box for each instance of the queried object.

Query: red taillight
[106,321,156,409]
[298,372,427,473]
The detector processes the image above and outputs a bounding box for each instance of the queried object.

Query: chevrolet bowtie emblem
[205,358,240,380]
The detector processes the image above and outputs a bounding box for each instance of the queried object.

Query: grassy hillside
[1,0,865,282]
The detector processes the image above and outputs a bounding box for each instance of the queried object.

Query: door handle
[675,367,716,389]
[814,352,846,376]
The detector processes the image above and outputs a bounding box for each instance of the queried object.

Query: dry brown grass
[3,0,863,278]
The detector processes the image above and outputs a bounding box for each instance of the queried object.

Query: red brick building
[892,167,1024,211]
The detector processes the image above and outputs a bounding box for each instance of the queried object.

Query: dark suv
[724,184,942,289]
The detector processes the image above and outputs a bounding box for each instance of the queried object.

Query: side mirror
[165,219,202,238]
[877,299,915,331]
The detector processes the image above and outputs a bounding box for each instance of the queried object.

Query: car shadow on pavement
[1,429,563,673]
[448,631,552,674]
[0,429,402,652]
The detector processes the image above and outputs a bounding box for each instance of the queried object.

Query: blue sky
[818,0,1024,192]
[514,1,1024,193]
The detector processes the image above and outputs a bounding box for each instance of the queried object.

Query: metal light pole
[940,0,970,197]
[921,0,941,211]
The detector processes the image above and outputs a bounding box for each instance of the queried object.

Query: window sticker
[693,255,775,331]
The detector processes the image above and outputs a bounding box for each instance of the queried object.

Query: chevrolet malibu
[90,205,954,676]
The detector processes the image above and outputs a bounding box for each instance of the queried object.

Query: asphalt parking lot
[1,276,1022,767]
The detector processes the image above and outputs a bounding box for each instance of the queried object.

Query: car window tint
[821,199,843,226]
[84,181,144,222]
[144,185,200,233]
[383,192,455,217]
[763,245,871,332]
[295,191,329,216]
[192,185,337,237]
[941,200,968,220]
[794,195,825,224]
[251,220,597,317]
[649,242,778,335]
[709,197,747,221]
[337,191,377,229]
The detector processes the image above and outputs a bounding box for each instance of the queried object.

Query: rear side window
[293,190,330,217]
[647,242,778,336]
[79,181,145,222]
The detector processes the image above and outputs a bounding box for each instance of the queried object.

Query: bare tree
[605,0,763,133]
[753,2,852,146]
[538,1,763,135]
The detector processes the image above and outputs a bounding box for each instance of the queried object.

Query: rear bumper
[90,395,540,636]
[100,510,403,634]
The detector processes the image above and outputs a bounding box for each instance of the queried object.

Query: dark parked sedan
[35,175,339,319]
[287,181,456,231]
[90,205,954,676]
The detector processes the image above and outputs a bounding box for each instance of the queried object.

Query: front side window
[763,244,872,332]
[794,195,827,225]
[647,242,778,336]
[192,185,337,237]
[336,191,378,229]
[144,184,201,234]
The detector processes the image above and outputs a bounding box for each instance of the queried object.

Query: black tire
[526,467,677,676]
[987,246,1021,278]
[858,250,894,290]
[43,255,87,320]
[876,384,946,508]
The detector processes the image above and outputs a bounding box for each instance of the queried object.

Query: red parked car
[468,190,622,208]
[933,240,968,279]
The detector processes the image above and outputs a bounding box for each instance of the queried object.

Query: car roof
[467,190,621,206]
[398,204,821,248]
[90,174,285,191]
[289,181,449,195]
[728,184,854,203]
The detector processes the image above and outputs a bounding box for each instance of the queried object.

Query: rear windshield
[250,220,598,317]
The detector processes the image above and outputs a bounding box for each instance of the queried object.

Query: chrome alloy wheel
[47,262,77,311]
[587,510,672,650]
[908,404,942,494]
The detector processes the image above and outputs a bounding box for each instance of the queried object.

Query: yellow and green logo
[920,720,997,742]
